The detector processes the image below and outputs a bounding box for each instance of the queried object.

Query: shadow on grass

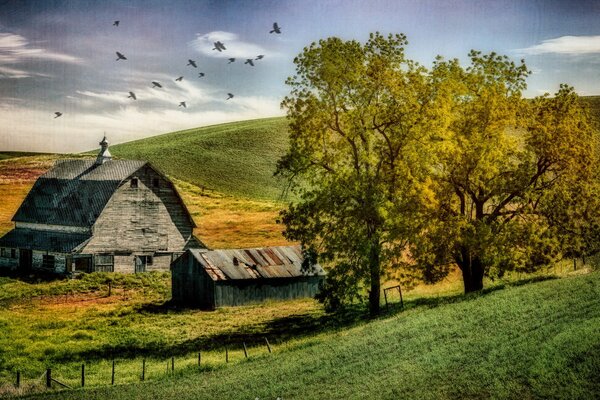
[52,274,558,363]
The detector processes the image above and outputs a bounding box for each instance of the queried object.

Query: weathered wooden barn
[171,245,326,309]
[0,137,204,274]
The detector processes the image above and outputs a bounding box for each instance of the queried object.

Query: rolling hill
[108,117,290,201]
[15,271,600,400]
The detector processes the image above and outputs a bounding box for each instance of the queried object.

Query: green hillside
[109,117,289,200]
[20,271,600,400]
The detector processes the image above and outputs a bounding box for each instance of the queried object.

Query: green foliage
[409,53,600,292]
[108,118,289,200]
[20,272,600,400]
[278,32,433,314]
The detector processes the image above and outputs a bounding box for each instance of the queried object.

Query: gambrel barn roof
[185,245,326,281]
[12,159,147,227]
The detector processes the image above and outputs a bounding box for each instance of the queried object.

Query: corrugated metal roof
[188,245,325,281]
[0,228,91,253]
[13,159,146,227]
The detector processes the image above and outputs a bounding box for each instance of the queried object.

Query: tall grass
[9,271,599,400]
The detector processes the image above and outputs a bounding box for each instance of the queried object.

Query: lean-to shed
[171,245,326,309]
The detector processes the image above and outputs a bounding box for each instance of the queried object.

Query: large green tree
[276,33,434,315]
[412,52,599,293]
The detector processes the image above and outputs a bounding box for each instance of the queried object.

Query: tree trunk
[368,237,381,316]
[456,247,484,293]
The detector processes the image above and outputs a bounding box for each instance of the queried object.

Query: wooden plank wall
[84,167,192,254]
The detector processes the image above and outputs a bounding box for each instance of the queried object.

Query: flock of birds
[53,21,282,118]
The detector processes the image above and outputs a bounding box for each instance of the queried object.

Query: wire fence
[0,337,274,397]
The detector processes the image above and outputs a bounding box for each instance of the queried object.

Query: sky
[1,0,599,153]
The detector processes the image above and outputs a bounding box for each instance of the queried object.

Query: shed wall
[214,276,324,307]
[0,247,19,270]
[171,252,215,309]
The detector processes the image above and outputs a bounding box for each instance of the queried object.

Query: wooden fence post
[198,352,201,366]
[225,346,229,363]
[384,289,389,309]
[398,286,404,309]
[171,357,174,373]
[243,342,248,358]
[111,360,115,385]
[108,281,112,297]
[16,371,20,388]
[46,368,51,388]
[264,337,272,353]
[81,364,85,387]
[141,359,145,381]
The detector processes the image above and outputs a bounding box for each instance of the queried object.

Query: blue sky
[1,0,599,152]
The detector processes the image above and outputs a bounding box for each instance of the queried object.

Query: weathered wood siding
[0,247,19,270]
[214,277,324,307]
[31,251,67,273]
[82,166,195,272]
[171,252,215,309]
[171,252,324,309]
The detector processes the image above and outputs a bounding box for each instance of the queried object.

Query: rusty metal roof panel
[186,245,325,281]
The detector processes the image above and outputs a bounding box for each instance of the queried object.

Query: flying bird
[244,59,255,66]
[151,81,162,88]
[54,112,62,118]
[113,21,119,27]
[226,93,234,100]
[187,59,197,68]
[228,58,235,64]
[255,55,264,60]
[212,41,226,51]
[116,51,127,61]
[128,91,136,100]
[179,101,187,108]
[175,76,183,82]
[198,72,205,77]
[270,22,281,34]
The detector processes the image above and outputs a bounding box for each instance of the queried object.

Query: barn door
[19,249,32,272]
[135,256,145,273]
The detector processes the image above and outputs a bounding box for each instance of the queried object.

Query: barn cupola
[95,135,112,165]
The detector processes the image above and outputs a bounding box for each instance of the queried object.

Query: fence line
[0,338,275,396]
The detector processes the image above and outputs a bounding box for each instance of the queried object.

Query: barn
[0,136,204,274]
[171,245,326,309]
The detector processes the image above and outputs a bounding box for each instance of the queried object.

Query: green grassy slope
[21,272,600,400]
[109,117,289,200]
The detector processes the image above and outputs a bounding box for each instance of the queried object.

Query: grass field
[1,270,595,400]
[108,117,290,200]
[1,107,599,398]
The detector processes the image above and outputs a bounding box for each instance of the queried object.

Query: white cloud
[0,32,83,78]
[516,35,600,55]
[75,77,220,107]
[0,95,284,153]
[189,31,273,59]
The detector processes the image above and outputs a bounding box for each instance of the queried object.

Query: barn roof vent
[95,135,112,165]
[232,256,239,266]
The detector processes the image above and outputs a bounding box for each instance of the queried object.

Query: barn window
[42,254,55,270]
[10,249,16,258]
[95,254,114,272]
[130,178,138,188]
[152,178,159,188]
[0,248,6,257]
[135,255,153,273]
